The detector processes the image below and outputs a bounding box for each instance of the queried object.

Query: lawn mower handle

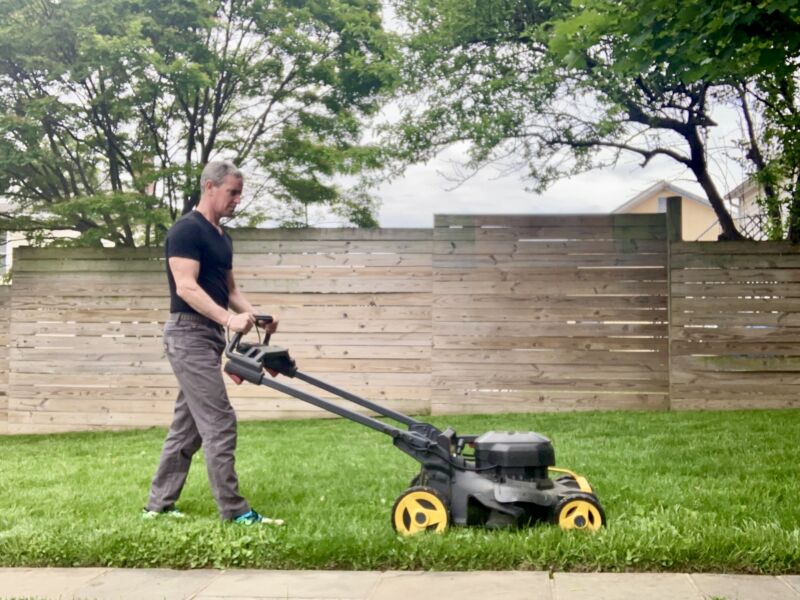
[223,315,287,384]
[226,314,274,354]
[223,318,439,444]
[226,331,245,355]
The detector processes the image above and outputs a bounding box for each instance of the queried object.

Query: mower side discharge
[224,324,605,534]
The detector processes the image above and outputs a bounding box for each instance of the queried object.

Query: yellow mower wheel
[552,493,605,532]
[391,486,449,536]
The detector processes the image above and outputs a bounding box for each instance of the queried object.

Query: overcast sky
[372,106,748,228]
[373,150,691,227]
[373,148,739,228]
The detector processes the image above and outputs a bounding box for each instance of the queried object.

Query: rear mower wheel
[391,486,449,536]
[552,493,605,532]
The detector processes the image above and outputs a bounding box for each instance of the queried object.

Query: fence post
[665,196,682,411]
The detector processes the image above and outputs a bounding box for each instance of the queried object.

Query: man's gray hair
[200,160,243,190]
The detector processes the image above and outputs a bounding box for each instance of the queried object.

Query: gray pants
[146,313,249,519]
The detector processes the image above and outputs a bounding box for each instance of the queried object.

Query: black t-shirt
[165,211,233,314]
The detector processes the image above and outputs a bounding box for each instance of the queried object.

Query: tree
[0,0,396,246]
[592,0,800,240]
[388,0,798,240]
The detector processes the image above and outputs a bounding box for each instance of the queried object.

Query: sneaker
[232,509,284,526]
[141,506,185,519]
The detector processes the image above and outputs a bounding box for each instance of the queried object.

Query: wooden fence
[5,229,433,433]
[0,209,798,434]
[9,246,172,433]
[229,228,433,421]
[432,213,670,414]
[670,241,800,410]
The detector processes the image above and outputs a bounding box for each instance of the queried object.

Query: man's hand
[257,316,279,336]
[227,312,255,333]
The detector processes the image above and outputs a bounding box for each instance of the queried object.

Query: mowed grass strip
[0,409,798,573]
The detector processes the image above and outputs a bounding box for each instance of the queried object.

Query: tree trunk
[788,174,800,243]
[183,189,200,215]
[740,87,782,236]
[686,128,745,240]
[696,171,745,240]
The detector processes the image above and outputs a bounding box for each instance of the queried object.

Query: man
[143,160,281,525]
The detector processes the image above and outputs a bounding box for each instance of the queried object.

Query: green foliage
[592,0,800,84]
[389,0,800,240]
[0,410,798,572]
[567,0,800,241]
[0,0,398,245]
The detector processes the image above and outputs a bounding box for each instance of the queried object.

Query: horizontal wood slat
[431,392,669,414]
[434,214,667,228]
[671,241,799,255]
[233,240,432,254]
[230,228,432,241]
[670,242,800,409]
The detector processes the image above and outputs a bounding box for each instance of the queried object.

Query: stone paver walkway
[0,568,798,600]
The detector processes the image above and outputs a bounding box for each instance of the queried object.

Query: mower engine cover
[473,431,555,469]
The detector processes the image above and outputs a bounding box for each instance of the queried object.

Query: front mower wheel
[391,486,449,536]
[552,493,605,532]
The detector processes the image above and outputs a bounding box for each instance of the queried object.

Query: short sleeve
[166,218,202,261]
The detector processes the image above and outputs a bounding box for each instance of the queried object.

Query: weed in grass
[0,409,798,572]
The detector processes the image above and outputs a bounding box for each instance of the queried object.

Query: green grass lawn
[0,409,798,573]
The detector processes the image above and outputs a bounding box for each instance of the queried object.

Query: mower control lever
[223,315,297,385]
[226,314,273,351]
[254,314,274,344]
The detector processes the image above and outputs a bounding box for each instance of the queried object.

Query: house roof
[724,176,759,200]
[612,181,710,213]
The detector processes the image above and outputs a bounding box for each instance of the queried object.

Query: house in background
[612,181,721,241]
[724,177,770,240]
[725,178,759,217]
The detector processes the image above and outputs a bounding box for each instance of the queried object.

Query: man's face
[206,174,243,218]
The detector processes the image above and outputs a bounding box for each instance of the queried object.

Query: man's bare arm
[226,270,278,333]
[170,257,254,332]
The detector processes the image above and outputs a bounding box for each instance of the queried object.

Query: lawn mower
[224,317,605,535]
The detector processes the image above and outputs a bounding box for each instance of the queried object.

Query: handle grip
[224,314,274,358]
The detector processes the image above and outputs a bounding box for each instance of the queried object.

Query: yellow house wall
[682,201,720,241]
[623,195,661,215]
[621,194,720,241]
